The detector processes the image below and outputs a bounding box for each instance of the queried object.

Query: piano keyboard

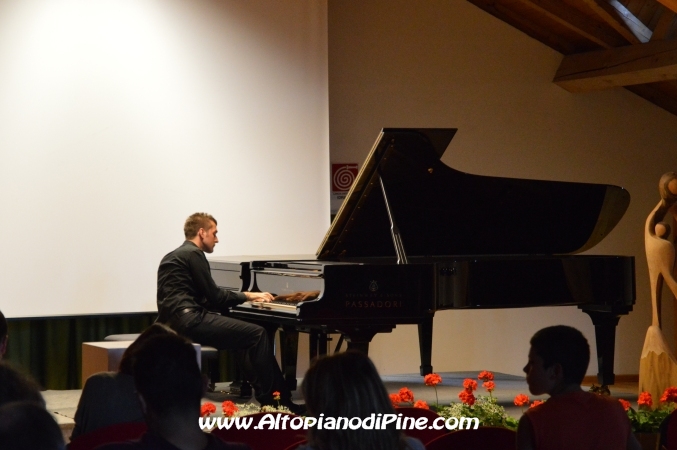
[249,300,298,311]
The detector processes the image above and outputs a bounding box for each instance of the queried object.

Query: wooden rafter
[626,83,677,115]
[467,0,578,53]
[554,38,677,91]
[580,0,648,43]
[651,9,677,40]
[509,0,627,48]
[608,0,653,41]
[658,0,677,14]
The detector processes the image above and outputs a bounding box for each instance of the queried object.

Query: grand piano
[209,128,635,389]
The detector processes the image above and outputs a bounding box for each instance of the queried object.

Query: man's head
[523,325,589,395]
[184,212,218,253]
[118,323,175,375]
[0,310,6,359]
[0,362,44,408]
[132,333,203,419]
[0,401,64,450]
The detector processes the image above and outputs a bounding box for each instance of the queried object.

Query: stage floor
[46,371,639,442]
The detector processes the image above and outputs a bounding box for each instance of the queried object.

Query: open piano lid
[317,128,630,260]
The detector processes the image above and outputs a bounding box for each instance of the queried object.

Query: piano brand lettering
[199,413,478,431]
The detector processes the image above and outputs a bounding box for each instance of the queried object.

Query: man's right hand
[244,292,274,303]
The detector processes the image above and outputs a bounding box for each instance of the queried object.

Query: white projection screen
[0,0,329,318]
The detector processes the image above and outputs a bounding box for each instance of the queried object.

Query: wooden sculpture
[639,172,677,401]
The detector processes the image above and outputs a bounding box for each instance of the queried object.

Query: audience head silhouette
[118,323,175,375]
[0,401,64,450]
[526,325,590,393]
[302,351,412,450]
[0,362,44,408]
[132,333,203,418]
[0,309,7,359]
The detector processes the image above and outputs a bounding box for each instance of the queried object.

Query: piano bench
[82,340,203,387]
[98,334,220,380]
[103,334,219,358]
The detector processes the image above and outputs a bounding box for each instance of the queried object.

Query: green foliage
[437,395,519,431]
[627,404,675,433]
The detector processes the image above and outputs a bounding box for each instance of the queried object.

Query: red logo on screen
[332,163,358,192]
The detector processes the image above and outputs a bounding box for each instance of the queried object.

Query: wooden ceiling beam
[658,0,677,15]
[626,83,677,115]
[651,9,677,41]
[466,0,577,54]
[607,0,652,42]
[580,0,649,44]
[508,0,626,48]
[554,38,677,91]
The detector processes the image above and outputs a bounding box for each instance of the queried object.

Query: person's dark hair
[118,323,176,375]
[0,362,44,408]
[0,401,64,450]
[0,309,7,342]
[184,212,217,239]
[530,325,590,385]
[302,351,408,450]
[132,333,202,416]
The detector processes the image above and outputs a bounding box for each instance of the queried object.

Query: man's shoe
[281,401,306,415]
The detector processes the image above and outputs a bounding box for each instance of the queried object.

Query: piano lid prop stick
[379,176,409,264]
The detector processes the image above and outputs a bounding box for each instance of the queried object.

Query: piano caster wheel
[589,384,610,396]
[227,380,253,398]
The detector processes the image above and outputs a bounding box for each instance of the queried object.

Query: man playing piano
[156,212,303,413]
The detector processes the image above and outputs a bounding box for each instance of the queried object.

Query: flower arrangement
[436,371,519,430]
[424,373,442,408]
[200,402,216,417]
[623,388,677,433]
[390,387,430,410]
[200,399,292,418]
[512,393,545,414]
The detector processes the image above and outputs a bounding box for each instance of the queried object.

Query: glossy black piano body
[208,128,635,387]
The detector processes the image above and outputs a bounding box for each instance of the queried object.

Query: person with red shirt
[517,326,641,450]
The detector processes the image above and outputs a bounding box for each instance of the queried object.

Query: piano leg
[309,331,330,360]
[582,310,622,386]
[418,317,433,376]
[346,340,369,353]
[340,326,395,354]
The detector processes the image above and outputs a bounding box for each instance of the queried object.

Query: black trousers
[167,309,290,404]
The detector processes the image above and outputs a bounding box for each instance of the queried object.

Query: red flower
[530,400,544,408]
[638,392,653,409]
[222,400,239,417]
[483,381,495,392]
[661,387,677,403]
[389,393,402,408]
[200,402,216,417]
[273,391,281,401]
[463,379,478,392]
[424,373,442,386]
[413,400,430,410]
[514,394,529,407]
[458,390,476,406]
[399,387,415,403]
[478,371,494,382]
[618,399,631,411]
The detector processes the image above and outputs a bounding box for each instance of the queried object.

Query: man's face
[199,222,219,253]
[523,346,557,395]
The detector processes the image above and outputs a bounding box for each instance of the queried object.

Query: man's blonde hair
[184,213,217,239]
